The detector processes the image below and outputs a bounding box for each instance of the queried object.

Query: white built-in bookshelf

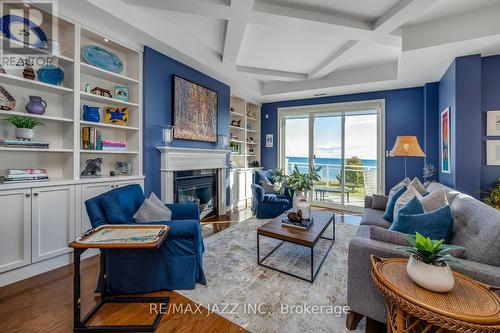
[0,15,143,187]
[229,95,261,169]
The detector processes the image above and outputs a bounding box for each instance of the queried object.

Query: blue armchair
[251,169,293,219]
[84,184,206,294]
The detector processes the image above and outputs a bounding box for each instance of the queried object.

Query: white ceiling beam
[122,0,232,19]
[308,40,360,79]
[402,4,500,51]
[374,0,438,35]
[250,2,400,47]
[221,0,254,67]
[262,62,398,96]
[236,66,307,80]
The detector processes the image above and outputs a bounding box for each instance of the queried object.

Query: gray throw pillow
[420,188,448,212]
[372,194,388,210]
[134,193,172,223]
[262,177,280,194]
[409,177,427,195]
[388,177,410,197]
[393,186,422,219]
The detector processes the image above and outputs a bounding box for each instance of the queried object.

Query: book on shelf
[1,168,49,183]
[0,139,49,149]
[82,127,103,150]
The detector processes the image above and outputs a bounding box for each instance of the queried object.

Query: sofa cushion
[370,226,409,246]
[101,185,145,224]
[383,186,407,222]
[393,186,422,218]
[390,197,454,243]
[420,188,448,212]
[262,194,291,204]
[389,177,410,197]
[134,193,172,223]
[254,170,274,186]
[372,195,388,210]
[449,194,500,266]
[409,177,427,195]
[427,182,460,203]
[361,208,391,229]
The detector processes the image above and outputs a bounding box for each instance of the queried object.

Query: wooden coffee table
[257,211,335,283]
[371,256,500,333]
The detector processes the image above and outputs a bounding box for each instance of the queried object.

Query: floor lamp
[390,136,426,178]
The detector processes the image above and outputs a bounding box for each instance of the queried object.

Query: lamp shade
[390,136,425,157]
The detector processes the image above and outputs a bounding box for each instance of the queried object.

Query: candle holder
[218,134,228,150]
[162,125,174,146]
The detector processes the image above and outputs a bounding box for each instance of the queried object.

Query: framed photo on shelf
[440,107,450,173]
[487,110,500,136]
[114,85,129,102]
[486,140,500,165]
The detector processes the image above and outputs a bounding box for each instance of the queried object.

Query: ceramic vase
[293,190,310,211]
[82,105,100,122]
[406,255,455,292]
[25,96,47,115]
[15,128,34,141]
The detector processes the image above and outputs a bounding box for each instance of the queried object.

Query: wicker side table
[370,256,500,333]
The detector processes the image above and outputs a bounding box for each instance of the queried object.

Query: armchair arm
[449,259,500,287]
[165,203,200,221]
[364,195,373,209]
[251,183,265,202]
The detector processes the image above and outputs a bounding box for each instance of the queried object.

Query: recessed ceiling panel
[237,24,346,74]
[257,0,399,23]
[335,43,400,71]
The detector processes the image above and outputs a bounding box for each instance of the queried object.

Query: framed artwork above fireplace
[173,75,218,143]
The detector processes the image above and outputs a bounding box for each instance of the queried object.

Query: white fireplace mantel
[156,146,228,215]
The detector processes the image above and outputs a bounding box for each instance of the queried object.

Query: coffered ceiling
[61,0,500,102]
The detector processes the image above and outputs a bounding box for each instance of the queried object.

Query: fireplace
[174,169,217,219]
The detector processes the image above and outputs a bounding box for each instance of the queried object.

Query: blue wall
[423,82,439,181]
[481,55,500,194]
[143,47,230,203]
[438,55,482,198]
[260,87,425,194]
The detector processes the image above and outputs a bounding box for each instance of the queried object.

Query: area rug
[179,219,365,333]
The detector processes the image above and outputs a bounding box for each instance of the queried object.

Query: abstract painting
[441,107,450,173]
[173,75,218,142]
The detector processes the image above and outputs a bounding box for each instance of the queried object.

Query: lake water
[286,156,377,180]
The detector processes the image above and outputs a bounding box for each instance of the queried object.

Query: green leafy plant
[273,165,321,195]
[7,116,44,129]
[337,156,364,189]
[397,232,464,266]
[484,178,500,210]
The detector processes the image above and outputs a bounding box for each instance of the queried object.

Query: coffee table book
[282,217,314,229]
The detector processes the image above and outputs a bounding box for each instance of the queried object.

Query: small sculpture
[90,87,112,98]
[231,119,241,127]
[23,65,35,80]
[81,158,103,177]
[287,210,303,222]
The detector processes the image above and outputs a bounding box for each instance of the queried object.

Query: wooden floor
[0,208,361,333]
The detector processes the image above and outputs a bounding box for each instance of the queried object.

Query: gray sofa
[346,182,500,329]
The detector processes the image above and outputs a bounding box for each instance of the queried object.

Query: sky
[285,113,378,160]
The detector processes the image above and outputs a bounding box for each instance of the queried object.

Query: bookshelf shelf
[80,92,139,108]
[0,110,74,123]
[0,73,74,94]
[0,147,73,153]
[81,150,139,155]
[81,63,139,85]
[230,125,245,130]
[80,120,139,131]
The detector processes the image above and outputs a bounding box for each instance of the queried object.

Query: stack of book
[0,139,49,149]
[102,140,127,152]
[82,127,102,150]
[1,169,49,183]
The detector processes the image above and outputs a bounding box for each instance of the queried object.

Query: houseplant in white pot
[398,232,464,292]
[274,165,321,211]
[7,116,44,141]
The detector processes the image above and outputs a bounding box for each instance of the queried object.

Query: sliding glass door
[279,101,384,211]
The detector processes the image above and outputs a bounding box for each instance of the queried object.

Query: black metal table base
[73,249,169,332]
[257,219,335,283]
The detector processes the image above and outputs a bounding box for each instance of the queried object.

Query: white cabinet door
[80,182,113,234]
[245,171,253,199]
[229,171,238,206]
[31,185,75,263]
[114,179,144,189]
[0,189,31,273]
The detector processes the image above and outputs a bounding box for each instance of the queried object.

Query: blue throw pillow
[390,197,454,242]
[101,185,145,224]
[383,186,407,222]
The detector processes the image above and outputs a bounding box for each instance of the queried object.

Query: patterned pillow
[388,177,410,197]
[262,177,280,194]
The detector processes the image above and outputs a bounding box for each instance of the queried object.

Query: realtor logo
[1,0,59,69]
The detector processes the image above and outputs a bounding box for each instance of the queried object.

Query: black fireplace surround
[174,169,217,219]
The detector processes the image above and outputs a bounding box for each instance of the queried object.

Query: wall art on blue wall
[173,75,218,143]
[440,107,451,173]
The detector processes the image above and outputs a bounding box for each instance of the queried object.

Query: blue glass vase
[82,105,100,122]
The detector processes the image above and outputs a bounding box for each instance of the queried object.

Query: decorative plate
[81,45,123,74]
[0,85,15,110]
[0,15,47,49]
[37,65,64,85]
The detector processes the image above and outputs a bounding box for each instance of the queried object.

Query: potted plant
[398,233,464,292]
[484,178,500,210]
[7,116,44,141]
[274,165,321,211]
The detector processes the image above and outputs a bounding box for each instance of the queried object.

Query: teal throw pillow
[383,185,407,222]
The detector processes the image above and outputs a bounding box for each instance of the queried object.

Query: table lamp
[390,136,425,177]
